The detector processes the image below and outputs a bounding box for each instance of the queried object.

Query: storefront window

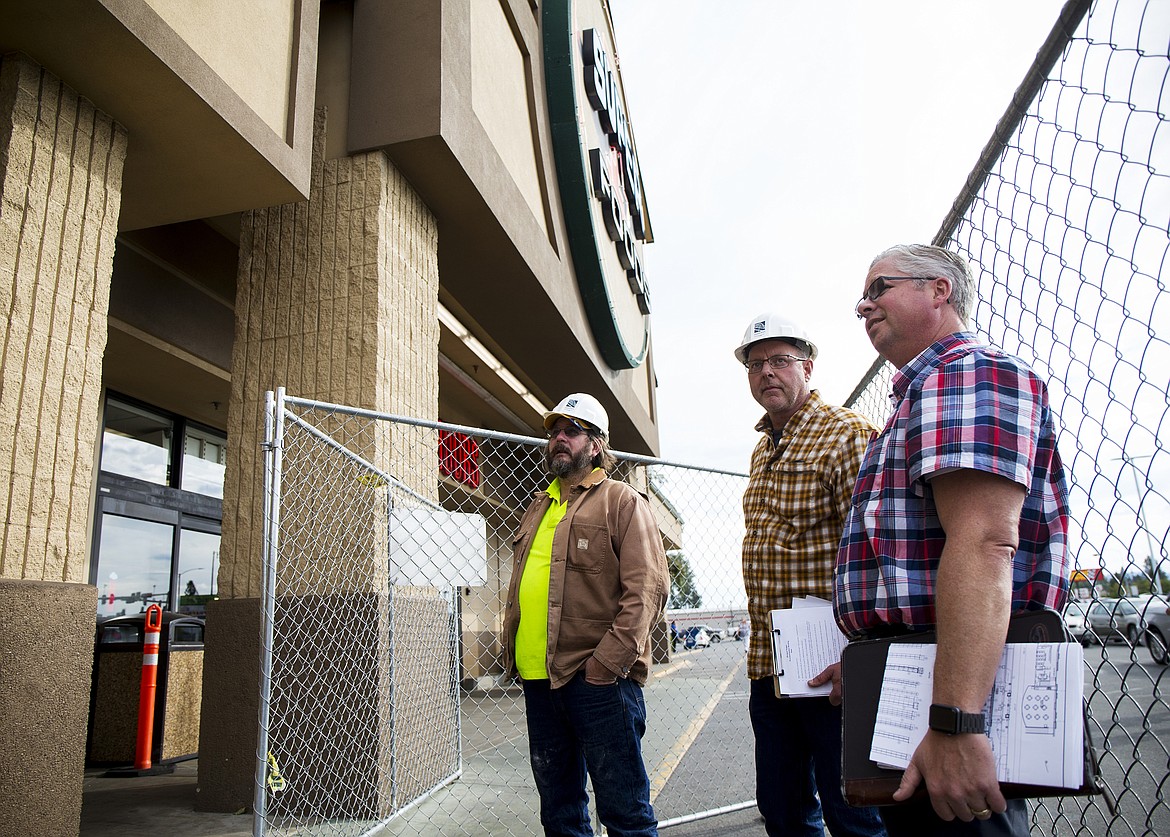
[176,528,220,617]
[182,427,227,498]
[100,399,173,486]
[95,514,173,619]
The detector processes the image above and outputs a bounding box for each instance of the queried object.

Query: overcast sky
[609,1,1069,472]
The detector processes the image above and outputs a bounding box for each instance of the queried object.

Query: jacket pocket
[565,523,611,574]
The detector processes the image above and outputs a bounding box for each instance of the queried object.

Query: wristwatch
[928,703,986,735]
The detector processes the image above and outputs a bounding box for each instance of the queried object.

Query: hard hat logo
[734,313,819,363]
[543,393,610,437]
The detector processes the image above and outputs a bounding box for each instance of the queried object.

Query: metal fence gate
[256,390,757,836]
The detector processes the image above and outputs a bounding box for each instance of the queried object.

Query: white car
[1062,599,1092,644]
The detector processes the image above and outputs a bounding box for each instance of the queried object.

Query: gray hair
[869,244,975,324]
[592,434,617,472]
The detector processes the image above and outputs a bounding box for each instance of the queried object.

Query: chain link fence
[847,0,1169,833]
[249,0,1168,834]
[256,391,756,836]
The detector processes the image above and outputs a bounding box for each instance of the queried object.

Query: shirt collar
[753,389,823,436]
[544,467,606,501]
[889,332,984,404]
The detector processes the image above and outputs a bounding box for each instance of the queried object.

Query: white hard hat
[733,312,818,363]
[543,393,610,437]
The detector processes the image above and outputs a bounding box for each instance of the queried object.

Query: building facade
[0,1,659,832]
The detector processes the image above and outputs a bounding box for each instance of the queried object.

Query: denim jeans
[880,797,1030,836]
[522,674,658,837]
[749,678,886,837]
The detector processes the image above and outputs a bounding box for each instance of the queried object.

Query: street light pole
[1114,455,1161,595]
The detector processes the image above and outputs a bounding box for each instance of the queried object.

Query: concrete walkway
[81,645,766,836]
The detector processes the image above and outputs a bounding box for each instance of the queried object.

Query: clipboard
[840,608,1105,806]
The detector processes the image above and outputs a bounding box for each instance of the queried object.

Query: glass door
[94,510,175,619]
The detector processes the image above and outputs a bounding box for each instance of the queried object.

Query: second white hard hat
[543,393,610,437]
[733,312,819,363]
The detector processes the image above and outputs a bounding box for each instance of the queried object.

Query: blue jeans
[749,678,886,837]
[522,674,658,837]
[880,797,1029,836]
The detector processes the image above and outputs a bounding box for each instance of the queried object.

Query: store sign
[544,2,650,369]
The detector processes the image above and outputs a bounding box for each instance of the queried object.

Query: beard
[545,443,593,477]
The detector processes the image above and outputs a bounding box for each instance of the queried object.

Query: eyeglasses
[744,354,809,374]
[545,420,590,440]
[854,275,933,318]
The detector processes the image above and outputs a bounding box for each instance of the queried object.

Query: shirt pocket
[566,522,611,574]
[767,460,822,522]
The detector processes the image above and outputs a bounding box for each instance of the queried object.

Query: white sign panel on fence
[389,508,488,587]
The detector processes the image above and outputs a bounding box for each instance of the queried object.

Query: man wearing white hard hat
[502,393,669,837]
[736,314,885,837]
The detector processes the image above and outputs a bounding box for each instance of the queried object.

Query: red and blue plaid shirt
[834,333,1070,638]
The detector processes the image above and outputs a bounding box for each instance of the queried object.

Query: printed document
[869,642,1085,788]
[770,597,848,697]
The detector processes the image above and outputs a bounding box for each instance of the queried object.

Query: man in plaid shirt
[830,244,1070,836]
[736,312,885,837]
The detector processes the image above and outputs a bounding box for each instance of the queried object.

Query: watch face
[929,703,986,734]
[929,703,959,734]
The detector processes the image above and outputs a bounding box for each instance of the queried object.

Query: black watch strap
[928,703,986,735]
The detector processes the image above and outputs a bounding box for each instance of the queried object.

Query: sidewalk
[81,648,764,836]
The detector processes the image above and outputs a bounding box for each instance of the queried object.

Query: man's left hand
[807,662,842,705]
[584,655,619,685]
[892,730,1007,821]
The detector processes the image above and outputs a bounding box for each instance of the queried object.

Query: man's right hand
[893,730,1006,821]
[807,662,842,705]
[584,655,618,685]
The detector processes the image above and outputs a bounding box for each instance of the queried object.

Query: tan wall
[199,108,445,812]
[0,580,98,837]
[0,53,125,585]
[147,0,297,137]
[87,648,203,763]
[469,0,546,237]
[0,53,125,837]
[219,110,439,601]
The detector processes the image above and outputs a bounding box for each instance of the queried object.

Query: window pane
[95,514,173,619]
[101,399,173,486]
[176,528,220,618]
[182,427,227,498]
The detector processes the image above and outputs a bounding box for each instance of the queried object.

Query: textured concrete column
[0,53,126,837]
[198,110,441,812]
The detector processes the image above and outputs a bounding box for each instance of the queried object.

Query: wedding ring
[970,807,991,817]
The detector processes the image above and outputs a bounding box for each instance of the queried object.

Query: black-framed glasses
[545,419,590,440]
[744,354,809,374]
[854,275,933,318]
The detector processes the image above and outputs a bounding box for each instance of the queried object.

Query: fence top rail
[275,391,749,478]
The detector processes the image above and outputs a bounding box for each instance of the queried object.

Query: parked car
[691,624,723,642]
[1085,597,1143,645]
[1062,599,1092,644]
[683,627,711,649]
[1138,595,1170,665]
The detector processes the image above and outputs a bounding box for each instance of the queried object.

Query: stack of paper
[770,597,848,697]
[869,642,1085,788]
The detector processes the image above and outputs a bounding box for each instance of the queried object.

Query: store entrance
[93,496,221,619]
[91,394,225,620]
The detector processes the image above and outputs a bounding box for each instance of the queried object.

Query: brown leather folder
[840,609,1105,806]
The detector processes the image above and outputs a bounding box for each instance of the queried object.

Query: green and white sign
[544,1,650,369]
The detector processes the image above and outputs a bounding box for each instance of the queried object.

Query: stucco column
[0,53,126,837]
[197,110,441,812]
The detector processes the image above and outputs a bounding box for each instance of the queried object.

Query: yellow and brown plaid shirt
[742,390,877,679]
